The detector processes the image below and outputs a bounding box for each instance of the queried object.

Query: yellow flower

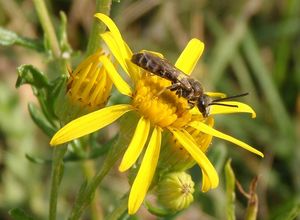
[50,13,263,214]
[55,50,113,122]
[66,50,113,111]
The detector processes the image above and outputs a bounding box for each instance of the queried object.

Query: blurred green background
[0,0,299,219]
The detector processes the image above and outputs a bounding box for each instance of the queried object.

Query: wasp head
[197,94,211,118]
[197,92,249,117]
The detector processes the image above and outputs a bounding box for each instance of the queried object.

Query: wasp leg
[167,82,181,91]
[156,82,181,96]
[185,89,195,99]
[187,100,196,109]
[175,88,183,97]
[156,87,168,96]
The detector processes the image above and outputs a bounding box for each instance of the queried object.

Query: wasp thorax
[132,74,192,128]
[187,78,203,98]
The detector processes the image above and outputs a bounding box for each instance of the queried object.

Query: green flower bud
[156,172,195,212]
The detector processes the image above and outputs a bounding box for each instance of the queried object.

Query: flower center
[132,73,192,128]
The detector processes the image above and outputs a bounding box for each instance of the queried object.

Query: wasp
[131,51,247,117]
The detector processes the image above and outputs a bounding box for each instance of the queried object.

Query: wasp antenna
[208,103,238,108]
[212,92,249,102]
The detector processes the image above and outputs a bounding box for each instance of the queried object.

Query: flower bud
[55,51,113,123]
[156,172,195,212]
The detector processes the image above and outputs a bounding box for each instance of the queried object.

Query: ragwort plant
[0,1,265,219]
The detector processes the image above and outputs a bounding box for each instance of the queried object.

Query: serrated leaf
[8,208,35,220]
[16,65,59,122]
[28,103,56,137]
[16,65,49,89]
[0,27,44,52]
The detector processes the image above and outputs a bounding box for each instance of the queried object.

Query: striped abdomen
[131,52,182,83]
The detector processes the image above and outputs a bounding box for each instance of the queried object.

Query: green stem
[81,160,104,220]
[33,0,61,58]
[49,146,67,220]
[68,148,122,220]
[86,0,112,56]
[106,193,129,220]
[68,113,137,220]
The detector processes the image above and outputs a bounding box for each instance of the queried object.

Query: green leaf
[225,159,236,220]
[16,65,50,89]
[48,75,67,117]
[8,208,35,220]
[58,11,72,54]
[26,153,50,164]
[0,27,44,52]
[271,199,300,220]
[16,65,60,122]
[28,103,56,137]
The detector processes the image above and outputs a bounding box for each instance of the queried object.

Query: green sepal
[28,102,56,137]
[145,200,177,217]
[8,208,35,220]
[0,27,44,52]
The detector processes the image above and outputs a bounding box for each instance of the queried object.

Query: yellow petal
[140,50,164,58]
[169,128,219,192]
[189,121,264,157]
[202,170,213,192]
[99,55,132,97]
[205,92,227,98]
[125,58,141,83]
[128,127,162,214]
[175,38,204,75]
[101,32,129,75]
[209,101,256,118]
[50,104,133,145]
[119,117,150,172]
[95,13,132,60]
